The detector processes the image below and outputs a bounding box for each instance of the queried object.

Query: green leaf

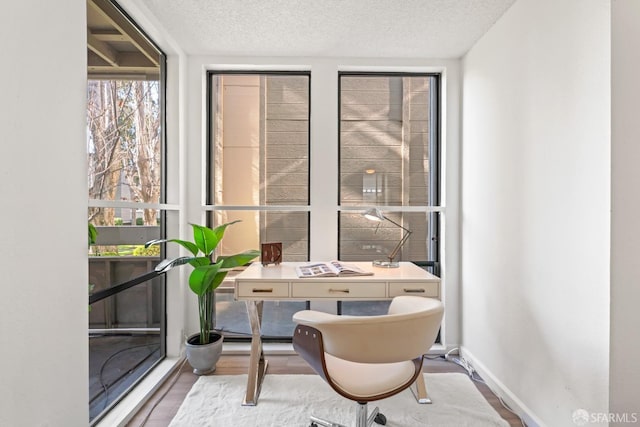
[217,249,261,269]
[188,260,223,296]
[88,223,98,247]
[188,268,209,296]
[188,256,211,268]
[145,238,199,256]
[192,221,241,255]
[209,271,228,290]
[191,224,218,256]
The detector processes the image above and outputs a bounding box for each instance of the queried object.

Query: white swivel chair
[292,296,444,427]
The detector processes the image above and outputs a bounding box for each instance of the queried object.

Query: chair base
[309,403,386,427]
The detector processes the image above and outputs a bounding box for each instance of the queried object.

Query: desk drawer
[237,281,289,298]
[389,282,439,298]
[292,282,386,298]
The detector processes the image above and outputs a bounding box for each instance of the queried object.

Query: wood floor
[127,354,523,427]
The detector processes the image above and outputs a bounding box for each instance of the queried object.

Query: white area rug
[170,373,509,426]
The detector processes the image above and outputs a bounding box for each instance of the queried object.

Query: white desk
[233,261,441,406]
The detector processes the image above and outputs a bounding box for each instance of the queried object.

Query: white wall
[462,0,610,425]
[611,0,640,422]
[0,2,88,426]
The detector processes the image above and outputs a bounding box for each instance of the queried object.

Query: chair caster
[374,413,387,425]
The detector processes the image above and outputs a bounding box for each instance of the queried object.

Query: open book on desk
[295,261,374,278]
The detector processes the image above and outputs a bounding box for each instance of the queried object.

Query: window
[207,72,311,339]
[87,0,167,422]
[206,70,442,334]
[338,73,440,314]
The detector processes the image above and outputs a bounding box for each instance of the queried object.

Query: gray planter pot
[185,332,224,375]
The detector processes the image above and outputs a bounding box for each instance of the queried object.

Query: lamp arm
[383,215,412,262]
[388,229,412,262]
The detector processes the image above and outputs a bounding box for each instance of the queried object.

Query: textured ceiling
[133,0,516,58]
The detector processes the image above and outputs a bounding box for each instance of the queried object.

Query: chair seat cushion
[324,353,417,399]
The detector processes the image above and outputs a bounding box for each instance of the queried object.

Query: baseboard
[460,347,545,427]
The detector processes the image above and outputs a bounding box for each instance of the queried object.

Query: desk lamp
[362,207,412,268]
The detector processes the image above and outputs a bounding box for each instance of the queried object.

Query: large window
[338,73,440,264]
[338,73,440,315]
[208,73,310,259]
[87,0,167,423]
[206,70,441,336]
[207,72,311,339]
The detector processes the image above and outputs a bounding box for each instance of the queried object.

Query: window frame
[86,4,171,423]
[204,70,313,255]
[204,70,314,342]
[202,67,446,339]
[336,71,443,273]
[195,60,457,350]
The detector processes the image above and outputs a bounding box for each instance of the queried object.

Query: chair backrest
[294,296,443,364]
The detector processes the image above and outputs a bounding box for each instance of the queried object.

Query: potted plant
[88,223,97,247]
[146,221,260,374]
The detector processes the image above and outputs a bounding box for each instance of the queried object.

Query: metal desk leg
[410,369,432,404]
[243,300,268,406]
[410,358,432,403]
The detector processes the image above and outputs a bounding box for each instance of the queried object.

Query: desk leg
[243,300,268,406]
[410,370,432,404]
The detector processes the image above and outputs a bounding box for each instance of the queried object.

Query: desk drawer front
[237,281,289,298]
[292,282,386,298]
[389,282,439,298]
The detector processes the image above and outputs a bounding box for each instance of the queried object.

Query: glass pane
[340,75,432,206]
[339,211,429,262]
[210,73,309,206]
[87,80,162,204]
[87,2,165,422]
[88,258,164,327]
[88,212,165,421]
[89,332,160,420]
[210,210,309,262]
[89,207,161,255]
[215,291,306,340]
[341,300,390,316]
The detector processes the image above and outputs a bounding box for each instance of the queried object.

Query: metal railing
[89,257,176,305]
